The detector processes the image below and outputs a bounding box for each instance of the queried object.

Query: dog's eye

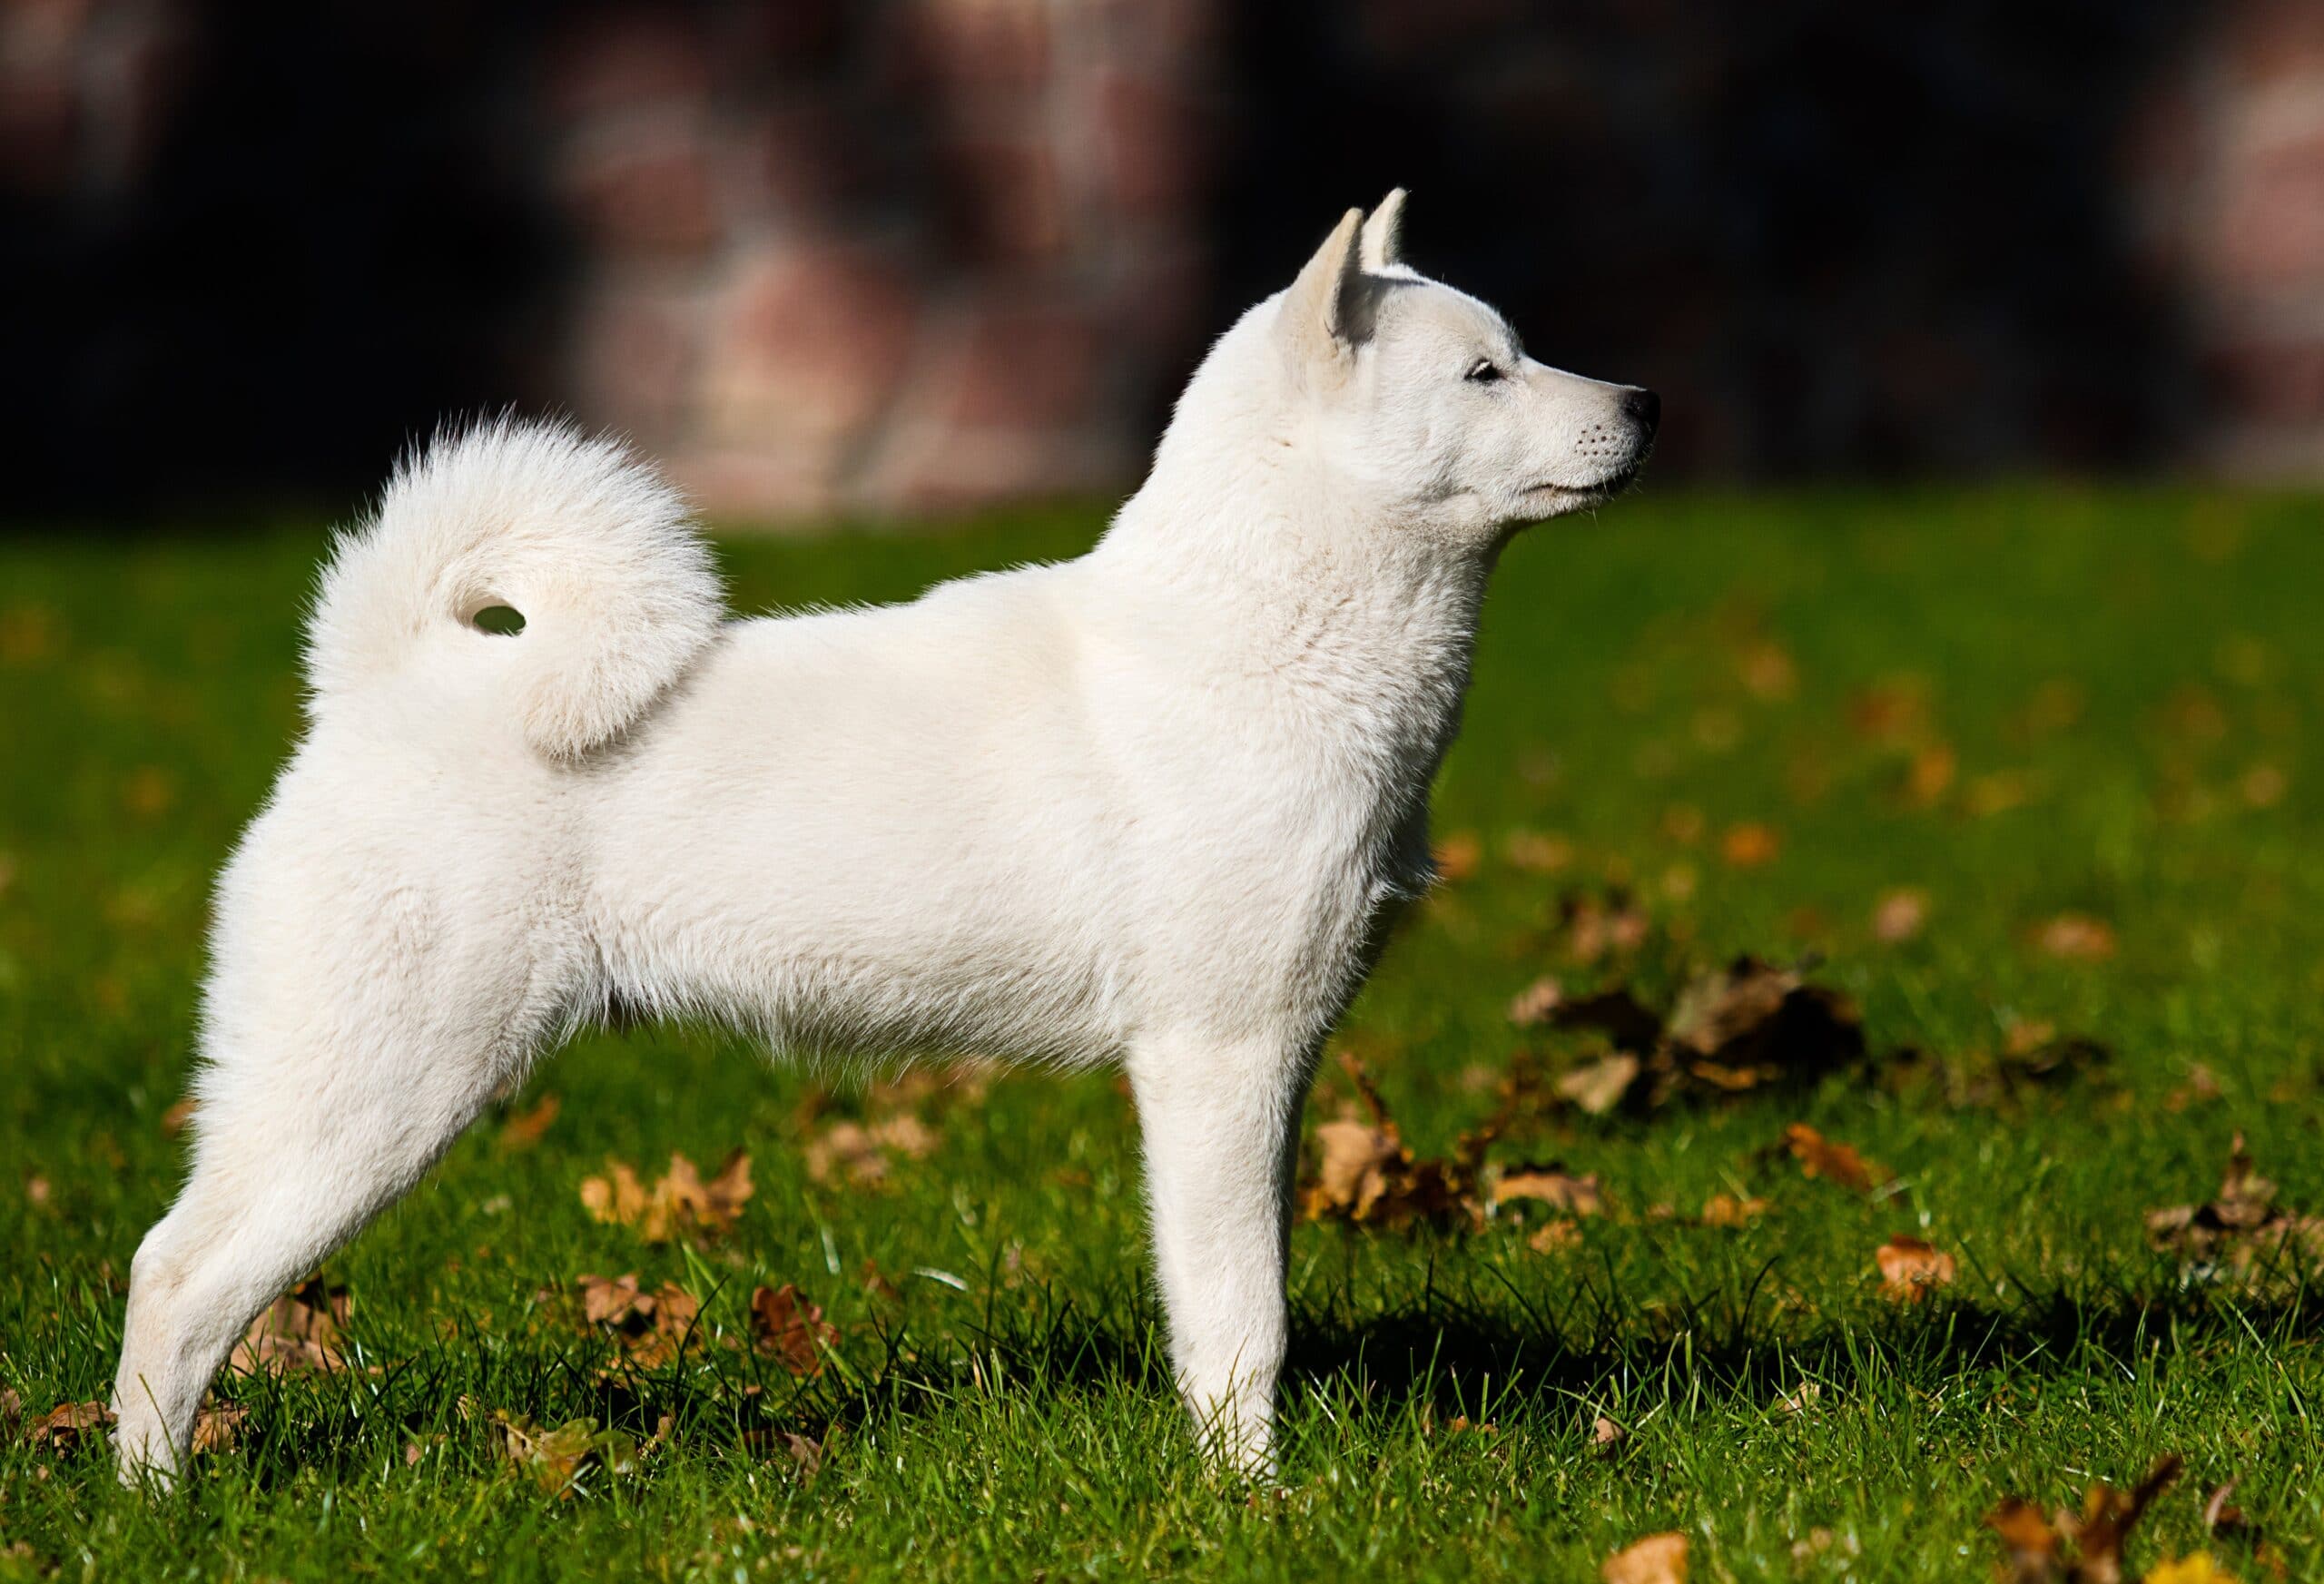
[1465,359,1503,384]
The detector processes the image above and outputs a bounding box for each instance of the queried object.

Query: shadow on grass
[74,1257,2319,1490]
[951,1257,2323,1431]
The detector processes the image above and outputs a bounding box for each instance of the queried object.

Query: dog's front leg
[1128,1034,1311,1478]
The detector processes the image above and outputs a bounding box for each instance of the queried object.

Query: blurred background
[4,0,2321,522]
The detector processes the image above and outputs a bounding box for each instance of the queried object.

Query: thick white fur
[112,192,1654,1483]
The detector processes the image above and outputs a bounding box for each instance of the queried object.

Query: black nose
[1621,387,1660,437]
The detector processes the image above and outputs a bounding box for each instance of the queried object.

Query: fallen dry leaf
[1432,831,1483,883]
[1590,1414,1627,1457]
[1700,1193,1770,1227]
[1719,822,1780,868]
[1875,1235,1957,1304]
[2165,1064,2224,1112]
[1551,988,1665,1055]
[1298,1055,1491,1231]
[1541,959,1865,1115]
[192,1401,246,1454]
[1850,678,1933,743]
[1987,1455,2181,1584]
[231,1277,351,1376]
[1555,1052,1642,1116]
[1559,891,1652,964]
[1784,1124,1891,1195]
[2201,1481,2258,1548]
[1493,1164,1604,1218]
[2145,1135,2324,1276]
[1305,1118,1407,1222]
[2002,1020,2111,1077]
[2078,1454,2186,1583]
[24,1399,112,1455]
[1504,830,1574,873]
[123,764,176,818]
[1601,1530,1689,1584]
[1886,1022,2113,1110]
[804,1115,938,1186]
[1738,639,1797,701]
[492,1411,638,1499]
[778,1429,824,1481]
[1873,887,1929,942]
[0,601,59,664]
[579,1149,753,1244]
[1528,1219,1583,1253]
[1507,975,1564,1028]
[865,1060,996,1112]
[2240,763,2289,810]
[1904,743,1958,807]
[749,1284,839,1377]
[2034,913,2118,962]
[1989,1498,2064,1582]
[1790,1529,1855,1565]
[160,1096,198,1138]
[739,1423,831,1479]
[1665,958,1864,1090]
[575,1274,705,1369]
[498,1092,560,1150]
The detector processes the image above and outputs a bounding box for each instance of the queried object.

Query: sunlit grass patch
[3,487,2321,1579]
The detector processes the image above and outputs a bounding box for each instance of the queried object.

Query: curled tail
[306,419,724,759]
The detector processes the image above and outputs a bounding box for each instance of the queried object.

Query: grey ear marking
[1360,188,1406,271]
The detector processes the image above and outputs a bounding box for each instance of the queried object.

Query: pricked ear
[1360,188,1406,271]
[1278,206,1369,375]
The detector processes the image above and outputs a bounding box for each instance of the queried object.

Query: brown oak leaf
[1297,1055,1490,1231]
[230,1277,351,1376]
[749,1284,839,1377]
[498,1092,561,1150]
[575,1274,704,1368]
[2146,1135,2324,1274]
[1784,1124,1890,1195]
[1985,1455,2181,1584]
[192,1401,247,1454]
[1875,1235,1957,1304]
[1493,1164,1605,1218]
[1601,1531,1689,1583]
[25,1399,113,1455]
[2034,913,2117,962]
[579,1150,753,1244]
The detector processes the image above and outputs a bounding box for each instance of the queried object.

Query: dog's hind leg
[1128,1031,1313,1478]
[109,880,565,1489]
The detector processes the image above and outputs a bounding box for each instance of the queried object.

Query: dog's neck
[1094,432,1497,795]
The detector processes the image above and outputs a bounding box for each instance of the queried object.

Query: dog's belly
[581,605,1134,1067]
[587,822,1129,1066]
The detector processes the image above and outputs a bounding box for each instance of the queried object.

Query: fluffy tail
[305,419,724,759]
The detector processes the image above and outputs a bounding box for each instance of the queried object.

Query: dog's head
[1267,191,1656,541]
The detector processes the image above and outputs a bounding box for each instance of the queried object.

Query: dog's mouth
[1522,463,1640,504]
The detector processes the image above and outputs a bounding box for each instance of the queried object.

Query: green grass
[4,487,2322,1580]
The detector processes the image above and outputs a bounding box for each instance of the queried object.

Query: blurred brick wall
[2130,0,2324,476]
[5,0,2322,515]
[541,1,1213,515]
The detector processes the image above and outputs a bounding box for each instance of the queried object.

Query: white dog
[112,191,1656,1482]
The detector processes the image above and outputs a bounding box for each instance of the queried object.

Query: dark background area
[4,0,2316,521]
[1213,0,2199,476]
